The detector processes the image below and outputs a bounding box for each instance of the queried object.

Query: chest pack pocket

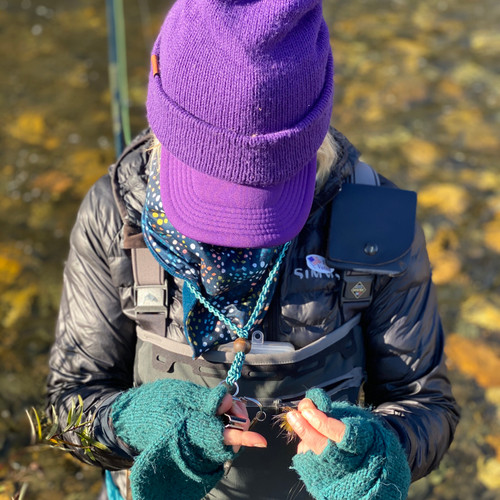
[327,183,417,275]
[327,162,417,313]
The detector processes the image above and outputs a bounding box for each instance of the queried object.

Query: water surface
[1,1,499,498]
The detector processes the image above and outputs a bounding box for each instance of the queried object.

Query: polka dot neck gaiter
[141,153,284,357]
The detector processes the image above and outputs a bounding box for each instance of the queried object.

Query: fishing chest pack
[130,161,417,410]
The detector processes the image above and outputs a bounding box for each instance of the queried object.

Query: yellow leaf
[66,149,108,196]
[439,106,498,152]
[403,138,440,179]
[0,244,25,287]
[418,183,469,219]
[477,457,500,490]
[484,216,500,254]
[459,169,500,191]
[1,285,38,328]
[486,387,500,406]
[44,135,61,150]
[436,78,463,100]
[0,487,14,500]
[486,435,500,461]
[5,112,46,145]
[430,254,461,285]
[461,295,500,332]
[439,106,482,133]
[471,30,500,55]
[426,228,462,285]
[446,334,500,388]
[388,38,428,73]
[0,255,22,287]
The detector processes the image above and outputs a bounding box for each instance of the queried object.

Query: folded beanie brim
[160,148,317,247]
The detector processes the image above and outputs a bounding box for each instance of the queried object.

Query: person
[47,0,460,499]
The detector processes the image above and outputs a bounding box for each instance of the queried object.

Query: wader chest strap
[132,247,168,336]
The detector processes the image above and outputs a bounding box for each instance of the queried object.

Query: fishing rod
[105,0,131,156]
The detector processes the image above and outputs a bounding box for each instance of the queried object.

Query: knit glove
[291,388,411,500]
[111,379,235,500]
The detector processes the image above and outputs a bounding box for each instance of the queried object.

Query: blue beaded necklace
[185,240,290,387]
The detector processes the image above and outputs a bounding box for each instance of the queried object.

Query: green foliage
[26,395,109,462]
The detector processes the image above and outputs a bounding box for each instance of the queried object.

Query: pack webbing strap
[132,247,167,337]
[350,161,381,186]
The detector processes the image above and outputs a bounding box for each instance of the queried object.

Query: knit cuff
[111,379,227,453]
[129,411,234,500]
[180,412,235,475]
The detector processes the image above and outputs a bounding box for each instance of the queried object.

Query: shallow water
[0,0,499,498]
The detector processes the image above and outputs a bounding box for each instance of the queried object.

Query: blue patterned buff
[142,154,284,357]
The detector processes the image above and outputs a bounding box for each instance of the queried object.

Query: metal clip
[237,396,266,430]
[222,413,247,430]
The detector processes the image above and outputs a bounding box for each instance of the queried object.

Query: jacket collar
[310,128,361,213]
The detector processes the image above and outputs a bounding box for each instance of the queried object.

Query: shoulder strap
[349,160,380,186]
[340,160,380,311]
[131,247,168,336]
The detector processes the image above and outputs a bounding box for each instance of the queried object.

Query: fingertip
[286,410,299,425]
[224,429,267,449]
[301,408,320,426]
[297,398,316,412]
[286,410,304,435]
[251,435,268,448]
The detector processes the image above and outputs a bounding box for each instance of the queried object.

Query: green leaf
[25,409,38,445]
[32,407,42,441]
[45,418,60,441]
[84,447,96,461]
[42,405,60,440]
[74,398,84,427]
[65,398,76,431]
[51,405,59,428]
[84,435,110,451]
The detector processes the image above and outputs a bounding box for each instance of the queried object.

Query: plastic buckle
[134,284,168,314]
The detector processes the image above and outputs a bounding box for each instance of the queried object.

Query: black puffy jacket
[47,129,459,495]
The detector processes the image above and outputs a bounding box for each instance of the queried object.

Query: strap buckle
[134,284,168,314]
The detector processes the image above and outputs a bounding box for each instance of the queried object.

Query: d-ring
[218,380,239,397]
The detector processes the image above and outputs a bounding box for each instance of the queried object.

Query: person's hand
[217,393,267,452]
[288,390,412,500]
[286,397,346,455]
[112,380,268,500]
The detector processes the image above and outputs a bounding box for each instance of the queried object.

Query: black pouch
[327,183,417,276]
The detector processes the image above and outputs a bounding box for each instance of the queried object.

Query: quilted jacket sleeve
[46,175,137,469]
[363,223,460,481]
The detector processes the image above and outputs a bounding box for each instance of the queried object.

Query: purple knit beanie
[147,0,333,248]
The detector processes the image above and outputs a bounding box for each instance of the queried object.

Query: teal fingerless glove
[111,379,235,500]
[292,388,411,500]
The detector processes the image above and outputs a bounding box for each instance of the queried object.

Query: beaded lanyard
[185,240,291,388]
